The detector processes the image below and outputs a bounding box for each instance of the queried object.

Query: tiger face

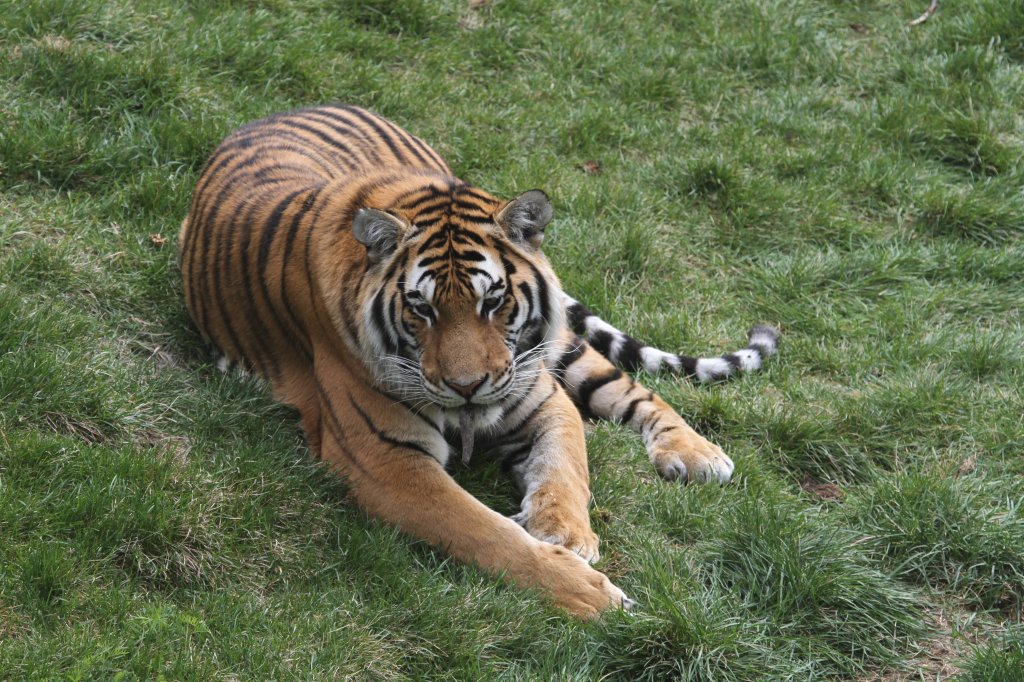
[351,188,564,412]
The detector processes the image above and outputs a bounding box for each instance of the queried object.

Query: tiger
[178,104,779,619]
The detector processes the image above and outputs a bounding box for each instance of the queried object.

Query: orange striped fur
[179,105,771,617]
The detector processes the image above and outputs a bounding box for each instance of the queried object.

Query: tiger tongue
[459,406,475,466]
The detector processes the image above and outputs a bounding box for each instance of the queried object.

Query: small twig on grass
[908,0,938,27]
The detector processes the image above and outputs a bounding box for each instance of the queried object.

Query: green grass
[2,0,1023,678]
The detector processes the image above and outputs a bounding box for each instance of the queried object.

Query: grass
[1,0,1023,678]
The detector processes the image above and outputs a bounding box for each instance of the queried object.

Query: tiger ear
[352,208,408,263]
[496,189,553,249]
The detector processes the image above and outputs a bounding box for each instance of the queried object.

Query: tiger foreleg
[501,381,600,563]
[314,396,628,617]
[554,331,734,483]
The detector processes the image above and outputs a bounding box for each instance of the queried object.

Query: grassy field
[2,0,1023,678]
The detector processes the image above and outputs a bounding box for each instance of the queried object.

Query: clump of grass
[846,472,1024,612]
[680,157,739,205]
[915,110,1013,178]
[18,541,76,610]
[935,0,1024,63]
[917,184,1024,245]
[348,0,451,37]
[595,543,807,681]
[959,627,1024,682]
[949,329,1022,380]
[759,404,873,482]
[704,491,925,674]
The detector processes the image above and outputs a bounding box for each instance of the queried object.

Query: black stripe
[456,250,486,262]
[407,196,453,217]
[340,105,411,165]
[500,443,534,472]
[576,369,623,411]
[588,329,614,357]
[190,135,337,323]
[377,115,433,169]
[408,133,449,172]
[454,197,491,212]
[526,261,551,330]
[415,254,448,268]
[619,396,648,425]
[498,375,540,421]
[639,410,660,436]
[458,186,496,203]
[566,302,593,334]
[303,108,386,167]
[240,188,311,376]
[554,337,587,373]
[316,384,372,478]
[504,297,520,327]
[212,194,270,374]
[499,254,518,276]
[452,229,487,247]
[192,151,267,335]
[747,342,771,358]
[347,393,434,458]
[289,112,373,169]
[517,282,534,313]
[302,194,328,330]
[456,213,497,225]
[418,229,449,252]
[380,248,410,287]
[234,194,285,376]
[370,288,398,354]
[276,187,321,354]
[395,184,445,209]
[249,165,319,187]
[616,337,644,372]
[275,118,363,166]
[505,386,557,434]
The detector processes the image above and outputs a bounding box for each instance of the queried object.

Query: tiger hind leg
[562,294,779,382]
[553,330,734,483]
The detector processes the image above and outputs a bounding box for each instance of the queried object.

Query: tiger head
[349,185,565,410]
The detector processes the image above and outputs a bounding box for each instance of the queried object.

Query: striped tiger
[178,105,778,619]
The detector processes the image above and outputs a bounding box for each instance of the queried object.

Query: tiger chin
[178,104,779,619]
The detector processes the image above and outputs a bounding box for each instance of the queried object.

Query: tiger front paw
[530,542,635,619]
[651,428,734,484]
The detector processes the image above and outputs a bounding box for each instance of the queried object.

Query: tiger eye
[411,302,434,318]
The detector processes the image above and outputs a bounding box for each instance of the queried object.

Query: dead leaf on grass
[41,35,72,51]
[43,412,107,443]
[955,455,976,478]
[801,474,845,501]
[459,0,489,30]
[136,430,192,467]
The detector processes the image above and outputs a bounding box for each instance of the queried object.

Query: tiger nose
[445,375,486,398]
